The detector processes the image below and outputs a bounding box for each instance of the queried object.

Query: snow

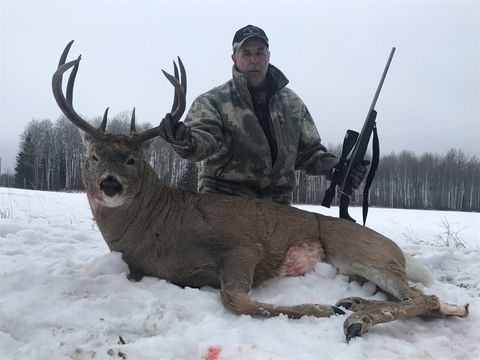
[0,187,479,360]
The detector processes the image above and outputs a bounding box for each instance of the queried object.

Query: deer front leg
[336,295,469,342]
[221,290,345,319]
[219,247,343,319]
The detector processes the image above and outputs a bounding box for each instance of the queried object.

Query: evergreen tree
[14,134,35,189]
[176,161,199,191]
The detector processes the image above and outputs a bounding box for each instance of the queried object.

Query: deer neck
[89,166,173,252]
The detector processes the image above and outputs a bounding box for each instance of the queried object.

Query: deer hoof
[337,301,352,310]
[336,297,363,312]
[127,271,144,282]
[344,314,373,343]
[345,323,363,343]
[331,306,346,315]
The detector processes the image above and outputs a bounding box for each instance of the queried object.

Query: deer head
[52,40,187,207]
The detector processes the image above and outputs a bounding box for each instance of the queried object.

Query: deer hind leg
[333,260,468,341]
[337,292,469,342]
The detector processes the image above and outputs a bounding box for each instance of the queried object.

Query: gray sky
[1,0,479,172]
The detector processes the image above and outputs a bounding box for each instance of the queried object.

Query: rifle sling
[362,123,380,225]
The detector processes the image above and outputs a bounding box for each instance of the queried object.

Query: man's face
[232,38,270,88]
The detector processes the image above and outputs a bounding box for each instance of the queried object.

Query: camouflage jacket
[182,63,338,204]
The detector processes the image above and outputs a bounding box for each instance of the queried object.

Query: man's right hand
[159,113,196,157]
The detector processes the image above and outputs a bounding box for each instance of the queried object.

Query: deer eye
[127,159,135,165]
[91,155,98,161]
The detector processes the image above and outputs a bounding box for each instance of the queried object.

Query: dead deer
[52,41,469,342]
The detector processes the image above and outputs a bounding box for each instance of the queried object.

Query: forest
[4,114,480,212]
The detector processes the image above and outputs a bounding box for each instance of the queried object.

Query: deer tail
[404,253,434,287]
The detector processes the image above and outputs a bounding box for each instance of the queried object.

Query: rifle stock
[322,47,395,224]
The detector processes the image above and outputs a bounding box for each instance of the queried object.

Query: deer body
[85,139,324,288]
[53,41,468,342]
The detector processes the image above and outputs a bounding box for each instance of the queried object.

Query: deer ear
[140,140,152,158]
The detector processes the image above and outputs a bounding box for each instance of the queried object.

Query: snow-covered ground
[0,187,479,360]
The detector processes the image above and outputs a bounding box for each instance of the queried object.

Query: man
[159,25,367,204]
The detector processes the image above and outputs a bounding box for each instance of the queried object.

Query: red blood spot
[202,346,222,360]
[279,241,325,277]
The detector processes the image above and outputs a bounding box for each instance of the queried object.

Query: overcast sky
[1,0,479,172]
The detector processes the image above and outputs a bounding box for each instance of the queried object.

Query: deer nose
[100,176,123,197]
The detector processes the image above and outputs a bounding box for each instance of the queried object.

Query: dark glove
[159,113,196,157]
[350,160,370,189]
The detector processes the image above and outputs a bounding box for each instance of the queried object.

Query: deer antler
[52,40,103,139]
[133,58,187,144]
[52,41,187,143]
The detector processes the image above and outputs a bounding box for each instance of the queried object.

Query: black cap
[232,25,269,53]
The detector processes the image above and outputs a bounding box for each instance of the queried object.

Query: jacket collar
[231,63,289,99]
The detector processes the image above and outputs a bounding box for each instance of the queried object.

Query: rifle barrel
[369,47,396,114]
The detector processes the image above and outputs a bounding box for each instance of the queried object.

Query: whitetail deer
[52,41,469,342]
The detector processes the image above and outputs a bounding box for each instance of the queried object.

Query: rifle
[322,47,396,225]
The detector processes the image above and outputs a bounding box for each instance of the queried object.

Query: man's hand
[350,160,370,189]
[159,113,196,157]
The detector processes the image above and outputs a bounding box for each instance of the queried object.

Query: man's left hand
[351,160,370,189]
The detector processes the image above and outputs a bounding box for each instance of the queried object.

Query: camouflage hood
[183,63,338,204]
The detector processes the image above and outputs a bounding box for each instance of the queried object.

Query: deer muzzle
[100,176,123,197]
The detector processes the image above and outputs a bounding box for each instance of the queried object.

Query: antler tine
[65,52,79,105]
[162,70,186,123]
[170,61,179,113]
[134,58,187,144]
[178,56,187,96]
[58,40,74,69]
[165,58,186,123]
[100,108,109,133]
[130,108,136,133]
[170,58,187,116]
[52,41,100,138]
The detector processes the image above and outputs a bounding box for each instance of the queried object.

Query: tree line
[292,146,480,212]
[8,114,480,212]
